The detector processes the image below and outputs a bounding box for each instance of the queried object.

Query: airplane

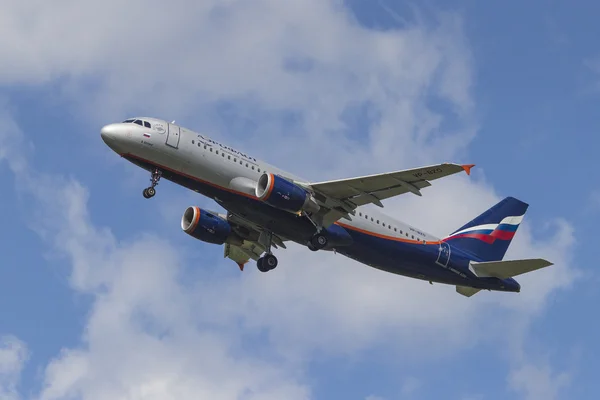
[100,117,553,297]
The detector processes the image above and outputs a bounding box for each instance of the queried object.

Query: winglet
[461,164,475,175]
[237,262,245,271]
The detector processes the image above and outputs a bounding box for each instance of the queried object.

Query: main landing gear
[143,168,162,199]
[308,232,328,251]
[256,229,329,272]
[302,212,328,251]
[257,231,278,273]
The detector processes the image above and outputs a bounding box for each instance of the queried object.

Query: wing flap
[456,285,482,297]
[470,258,553,279]
[347,180,432,206]
[224,241,265,271]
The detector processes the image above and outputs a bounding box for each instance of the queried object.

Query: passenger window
[144,121,151,128]
[239,160,242,164]
[394,228,397,232]
[246,163,248,167]
[258,168,261,172]
[216,150,219,155]
[251,166,254,170]
[359,212,362,217]
[228,155,231,160]
[204,145,206,149]
[234,158,237,162]
[222,153,225,157]
[192,140,195,144]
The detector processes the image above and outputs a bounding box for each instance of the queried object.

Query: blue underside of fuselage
[124,155,519,292]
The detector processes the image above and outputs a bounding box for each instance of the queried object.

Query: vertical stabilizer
[443,197,528,262]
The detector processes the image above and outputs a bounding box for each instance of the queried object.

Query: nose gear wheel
[143,168,162,199]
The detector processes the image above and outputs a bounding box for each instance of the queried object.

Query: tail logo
[443,215,523,244]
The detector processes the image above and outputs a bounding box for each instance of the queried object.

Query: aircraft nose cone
[100,124,117,143]
[100,123,126,154]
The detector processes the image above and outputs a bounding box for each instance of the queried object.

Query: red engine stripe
[262,173,275,201]
[189,206,201,232]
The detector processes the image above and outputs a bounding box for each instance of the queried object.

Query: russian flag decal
[143,133,151,138]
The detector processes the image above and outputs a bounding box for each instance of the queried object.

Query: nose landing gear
[143,168,162,199]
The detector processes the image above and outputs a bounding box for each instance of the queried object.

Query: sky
[0,0,598,399]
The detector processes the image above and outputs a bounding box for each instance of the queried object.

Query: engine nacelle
[255,173,320,214]
[181,206,242,245]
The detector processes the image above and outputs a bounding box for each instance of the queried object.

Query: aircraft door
[435,241,451,268]
[166,124,180,148]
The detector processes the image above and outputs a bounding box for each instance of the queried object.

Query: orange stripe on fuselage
[122,153,439,246]
[337,222,439,246]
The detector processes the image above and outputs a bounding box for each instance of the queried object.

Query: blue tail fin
[443,197,529,262]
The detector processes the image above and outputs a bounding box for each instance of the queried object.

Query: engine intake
[255,173,320,214]
[181,206,242,245]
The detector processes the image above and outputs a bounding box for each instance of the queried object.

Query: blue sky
[0,1,598,399]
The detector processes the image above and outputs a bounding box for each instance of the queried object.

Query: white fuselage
[100,117,441,247]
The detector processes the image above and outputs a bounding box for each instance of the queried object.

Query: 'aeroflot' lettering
[197,135,257,162]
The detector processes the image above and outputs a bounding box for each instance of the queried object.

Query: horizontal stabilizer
[456,286,482,297]
[470,258,553,279]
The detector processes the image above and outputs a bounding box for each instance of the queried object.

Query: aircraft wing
[308,163,474,226]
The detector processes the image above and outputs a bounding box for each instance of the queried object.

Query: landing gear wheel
[257,258,269,272]
[143,187,155,198]
[263,254,278,270]
[257,255,277,272]
[310,233,328,250]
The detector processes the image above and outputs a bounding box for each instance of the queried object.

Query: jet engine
[255,173,320,214]
[181,206,243,245]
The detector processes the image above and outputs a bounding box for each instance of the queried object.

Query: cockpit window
[122,118,151,128]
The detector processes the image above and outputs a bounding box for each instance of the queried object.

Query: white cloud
[0,336,28,400]
[7,163,311,400]
[508,362,571,400]
[0,0,579,399]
